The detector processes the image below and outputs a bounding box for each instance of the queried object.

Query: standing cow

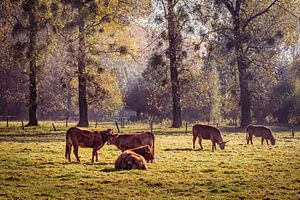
[115,150,147,170]
[192,124,228,151]
[246,124,276,145]
[65,127,112,163]
[107,132,155,162]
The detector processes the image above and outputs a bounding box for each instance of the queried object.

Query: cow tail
[65,129,70,159]
[152,132,155,157]
[246,126,250,143]
[192,126,197,149]
[148,132,155,157]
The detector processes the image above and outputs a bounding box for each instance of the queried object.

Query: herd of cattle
[65,124,276,170]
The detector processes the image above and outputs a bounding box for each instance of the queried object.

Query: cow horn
[224,140,229,143]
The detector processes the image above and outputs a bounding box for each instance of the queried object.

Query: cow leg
[73,145,80,162]
[67,144,72,162]
[91,148,97,163]
[92,144,104,163]
[246,133,250,144]
[250,134,253,145]
[261,137,264,145]
[95,151,98,162]
[193,135,197,149]
[211,142,215,152]
[198,138,203,150]
[266,139,269,145]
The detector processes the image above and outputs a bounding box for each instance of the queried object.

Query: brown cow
[115,150,147,170]
[65,127,112,163]
[127,145,153,162]
[192,124,228,151]
[107,132,155,162]
[246,124,275,145]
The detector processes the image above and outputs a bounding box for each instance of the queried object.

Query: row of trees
[0,0,149,126]
[125,0,300,127]
[0,0,299,127]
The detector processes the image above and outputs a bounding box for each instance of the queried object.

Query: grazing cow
[115,150,147,170]
[246,124,275,145]
[65,127,112,163]
[107,132,155,162]
[127,145,153,162]
[192,124,228,151]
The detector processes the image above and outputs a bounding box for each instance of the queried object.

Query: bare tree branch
[242,0,278,30]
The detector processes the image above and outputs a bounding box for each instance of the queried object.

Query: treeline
[0,0,299,127]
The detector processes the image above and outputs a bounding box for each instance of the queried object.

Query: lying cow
[126,145,153,162]
[65,127,112,163]
[115,150,147,170]
[192,124,228,151]
[108,132,155,162]
[246,124,275,145]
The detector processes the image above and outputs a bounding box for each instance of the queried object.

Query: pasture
[0,122,299,199]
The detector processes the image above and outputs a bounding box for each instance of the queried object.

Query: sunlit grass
[0,122,299,199]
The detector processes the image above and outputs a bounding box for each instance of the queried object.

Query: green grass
[0,122,299,199]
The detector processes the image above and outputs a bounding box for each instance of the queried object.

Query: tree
[209,0,299,127]
[61,0,149,127]
[147,0,204,127]
[1,0,58,126]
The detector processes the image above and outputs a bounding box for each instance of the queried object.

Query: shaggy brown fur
[115,150,147,170]
[127,145,153,163]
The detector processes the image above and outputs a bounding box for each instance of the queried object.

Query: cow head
[143,146,154,161]
[270,138,276,145]
[102,129,113,141]
[218,141,229,150]
[107,133,119,145]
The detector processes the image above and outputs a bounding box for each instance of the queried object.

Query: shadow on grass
[164,148,199,151]
[154,131,191,135]
[0,132,65,143]
[100,168,117,172]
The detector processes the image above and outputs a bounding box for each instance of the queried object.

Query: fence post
[66,117,68,128]
[52,123,56,131]
[185,122,188,135]
[150,121,153,132]
[115,121,120,133]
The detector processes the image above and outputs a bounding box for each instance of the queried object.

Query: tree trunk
[67,79,72,119]
[167,0,182,128]
[232,5,251,128]
[77,16,89,127]
[26,9,38,126]
[136,107,141,120]
[238,65,251,127]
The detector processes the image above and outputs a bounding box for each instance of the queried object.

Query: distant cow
[108,132,155,162]
[192,124,228,151]
[115,150,147,170]
[127,145,153,162]
[246,125,275,145]
[65,127,112,163]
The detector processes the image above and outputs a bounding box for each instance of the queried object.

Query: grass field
[0,122,299,199]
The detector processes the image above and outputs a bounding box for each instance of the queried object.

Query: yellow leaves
[86,67,124,114]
